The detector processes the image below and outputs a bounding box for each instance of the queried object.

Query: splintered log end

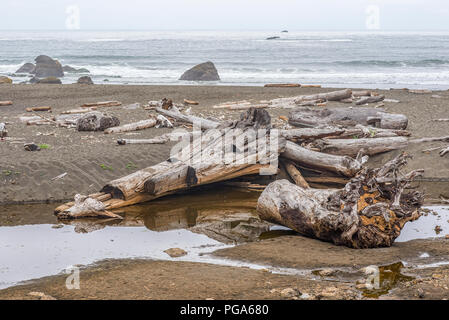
[257,153,424,248]
[55,194,123,220]
[186,166,198,187]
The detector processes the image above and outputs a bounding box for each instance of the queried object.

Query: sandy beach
[1,84,448,204]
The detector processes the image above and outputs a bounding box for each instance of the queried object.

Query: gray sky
[1,0,449,31]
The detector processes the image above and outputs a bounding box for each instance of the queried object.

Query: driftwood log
[104,118,157,134]
[257,153,424,248]
[55,108,285,218]
[289,107,408,130]
[281,141,366,177]
[156,106,220,130]
[294,89,352,103]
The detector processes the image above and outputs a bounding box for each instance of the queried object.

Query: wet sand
[1,84,448,204]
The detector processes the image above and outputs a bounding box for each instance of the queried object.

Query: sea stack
[16,63,36,74]
[33,55,64,78]
[179,61,220,81]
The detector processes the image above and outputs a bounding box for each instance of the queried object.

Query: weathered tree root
[257,153,424,248]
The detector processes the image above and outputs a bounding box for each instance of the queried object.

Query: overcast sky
[1,0,449,31]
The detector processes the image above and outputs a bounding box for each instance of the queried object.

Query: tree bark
[312,137,409,157]
[257,153,424,248]
[104,118,157,134]
[281,141,366,177]
[294,89,352,103]
[289,107,408,130]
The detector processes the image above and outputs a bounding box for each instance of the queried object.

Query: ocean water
[1,30,449,89]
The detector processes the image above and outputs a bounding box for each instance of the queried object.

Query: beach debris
[160,98,173,110]
[288,107,408,130]
[281,159,309,188]
[409,89,432,94]
[179,61,220,81]
[77,76,93,85]
[431,118,449,122]
[51,172,67,181]
[76,111,120,131]
[156,115,174,128]
[104,118,157,134]
[435,225,443,234]
[26,106,52,112]
[0,101,13,106]
[156,105,220,130]
[183,99,199,105]
[355,95,385,105]
[440,146,449,157]
[123,103,141,110]
[0,123,7,139]
[24,143,41,151]
[384,98,400,103]
[266,36,280,40]
[264,83,301,88]
[164,248,187,258]
[294,89,353,103]
[58,194,123,219]
[81,101,122,108]
[257,153,424,248]
[301,84,321,88]
[62,108,97,114]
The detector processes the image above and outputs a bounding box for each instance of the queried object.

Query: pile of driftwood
[55,92,447,248]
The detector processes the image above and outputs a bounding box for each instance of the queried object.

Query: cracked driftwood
[289,107,408,130]
[257,153,424,248]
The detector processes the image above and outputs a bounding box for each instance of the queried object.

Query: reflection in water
[359,262,415,298]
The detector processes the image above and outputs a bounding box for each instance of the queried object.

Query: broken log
[355,95,385,105]
[440,146,449,157]
[26,106,51,112]
[257,153,424,248]
[294,89,352,103]
[81,101,122,108]
[0,101,13,106]
[281,141,366,177]
[184,99,199,105]
[156,106,220,130]
[312,137,409,157]
[104,118,157,134]
[288,107,408,130]
[281,159,309,188]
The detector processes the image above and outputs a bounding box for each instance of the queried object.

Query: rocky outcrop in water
[179,61,220,81]
[36,77,62,84]
[76,111,120,132]
[33,55,64,78]
[77,76,94,85]
[63,65,90,73]
[16,63,36,74]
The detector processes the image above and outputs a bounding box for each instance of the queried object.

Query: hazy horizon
[1,0,449,31]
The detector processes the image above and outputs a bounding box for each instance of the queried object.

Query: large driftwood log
[281,141,366,177]
[257,153,424,248]
[355,95,385,105]
[288,107,408,130]
[294,89,352,103]
[312,137,409,157]
[104,118,157,134]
